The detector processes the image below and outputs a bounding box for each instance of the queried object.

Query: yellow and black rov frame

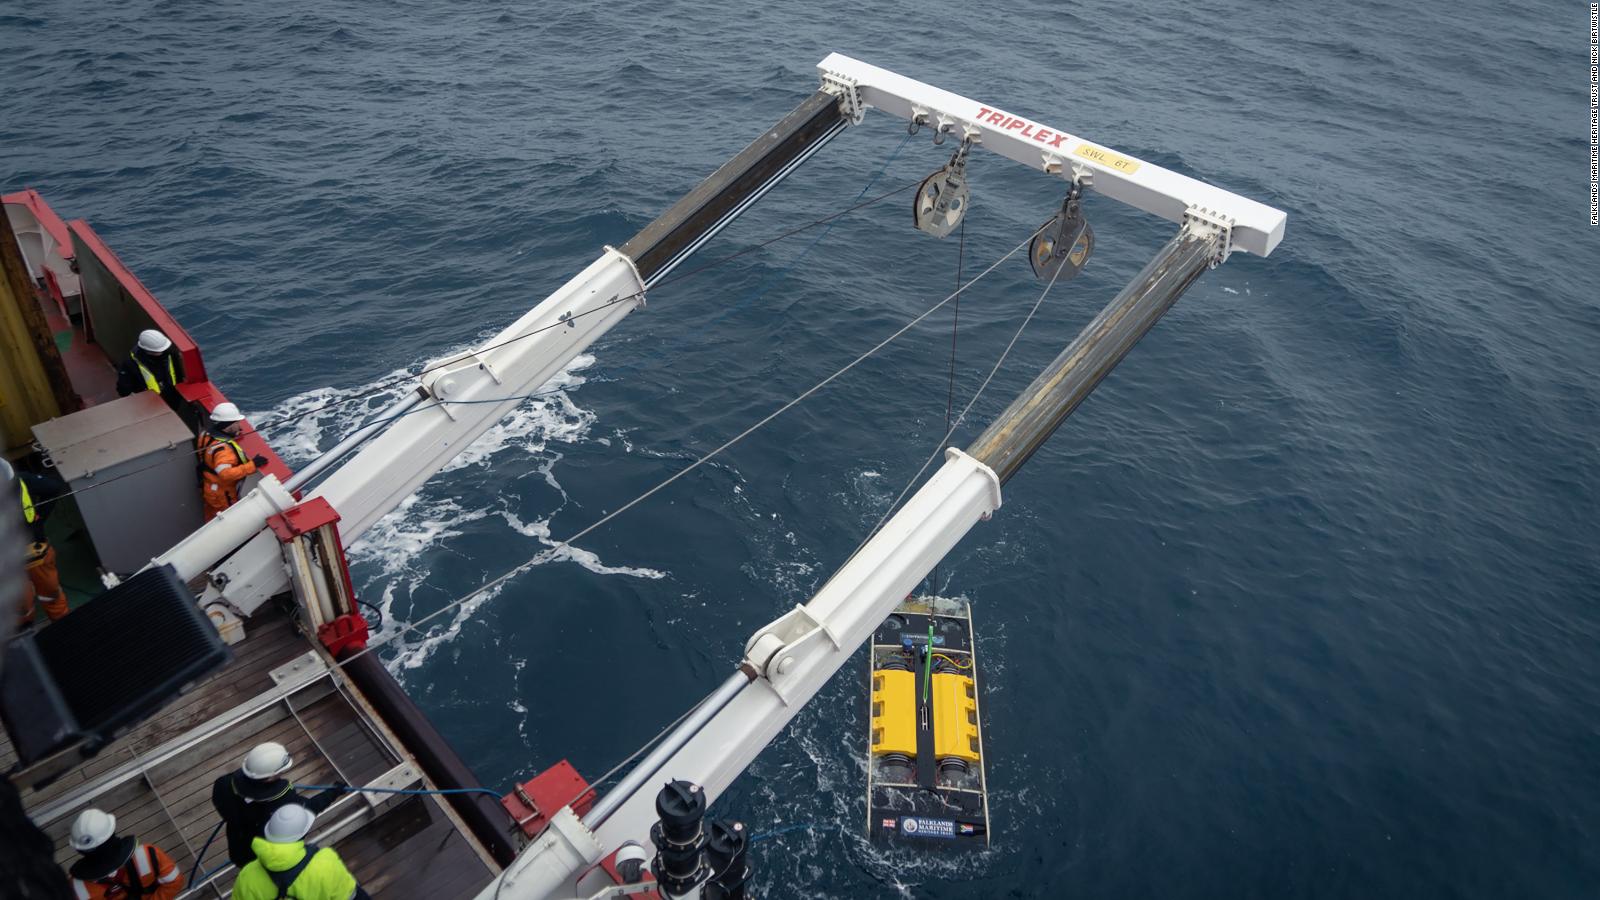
[866,595,990,847]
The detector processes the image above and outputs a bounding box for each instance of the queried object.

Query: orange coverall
[70,843,185,900]
[197,431,257,522]
[15,474,69,623]
[21,541,69,623]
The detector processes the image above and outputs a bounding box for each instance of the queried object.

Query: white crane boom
[150,54,1282,615]
[485,449,1001,899]
[482,232,1269,900]
[139,54,1286,900]
[150,84,854,608]
[155,250,647,612]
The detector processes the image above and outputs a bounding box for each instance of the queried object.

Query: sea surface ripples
[3,1,1594,895]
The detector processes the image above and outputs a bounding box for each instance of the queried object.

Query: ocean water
[3,1,1596,896]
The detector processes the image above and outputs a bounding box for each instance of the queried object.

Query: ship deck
[2,604,497,898]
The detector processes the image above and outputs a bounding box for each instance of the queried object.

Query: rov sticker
[900,816,956,839]
[881,818,898,830]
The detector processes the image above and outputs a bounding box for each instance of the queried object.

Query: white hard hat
[136,329,172,354]
[70,809,117,852]
[241,741,292,779]
[209,402,246,424]
[0,457,12,481]
[264,804,315,843]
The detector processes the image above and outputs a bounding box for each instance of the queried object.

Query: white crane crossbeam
[818,53,1286,258]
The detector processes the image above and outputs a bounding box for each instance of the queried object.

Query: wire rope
[928,217,966,595]
[332,221,1048,676]
[861,240,1072,545]
[22,179,923,516]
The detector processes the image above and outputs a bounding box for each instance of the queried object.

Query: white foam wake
[251,351,666,673]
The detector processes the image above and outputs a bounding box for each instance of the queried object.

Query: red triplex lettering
[976,106,1068,148]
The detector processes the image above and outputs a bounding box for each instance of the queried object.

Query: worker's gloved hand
[252,455,269,468]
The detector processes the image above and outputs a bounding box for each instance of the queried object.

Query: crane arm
[481,226,1239,900]
[151,92,849,612]
[485,447,1000,900]
[156,249,645,612]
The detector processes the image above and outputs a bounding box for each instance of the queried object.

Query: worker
[114,329,184,403]
[232,804,369,900]
[211,742,344,868]
[67,808,185,900]
[196,402,268,522]
[3,457,69,624]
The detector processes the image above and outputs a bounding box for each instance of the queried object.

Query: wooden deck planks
[332,796,495,900]
[7,600,498,899]
[6,606,311,809]
[40,690,358,870]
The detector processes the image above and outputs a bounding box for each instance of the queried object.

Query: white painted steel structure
[140,53,1289,900]
[159,249,646,614]
[156,55,1285,617]
[817,53,1287,258]
[599,450,1000,828]
[486,450,1003,900]
[480,59,1288,900]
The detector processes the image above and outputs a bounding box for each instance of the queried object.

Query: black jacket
[17,471,66,544]
[210,773,340,867]
[114,348,184,398]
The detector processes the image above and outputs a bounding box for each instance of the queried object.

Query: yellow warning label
[1072,143,1142,174]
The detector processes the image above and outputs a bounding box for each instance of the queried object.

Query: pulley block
[913,139,974,239]
[1029,185,1095,282]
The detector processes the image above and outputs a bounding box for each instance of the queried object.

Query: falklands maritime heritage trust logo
[1591,3,1598,224]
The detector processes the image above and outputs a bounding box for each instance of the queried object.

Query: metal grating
[34,564,230,746]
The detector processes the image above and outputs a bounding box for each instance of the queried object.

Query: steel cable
[22,179,924,516]
[332,220,1050,676]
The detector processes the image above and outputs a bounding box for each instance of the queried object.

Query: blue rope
[181,785,500,886]
[298,783,505,800]
[185,820,224,886]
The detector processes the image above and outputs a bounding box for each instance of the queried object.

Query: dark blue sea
[4,1,1596,896]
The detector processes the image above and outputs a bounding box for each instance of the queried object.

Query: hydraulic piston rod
[562,229,1218,875]
[283,391,425,493]
[477,52,1287,897]
[294,95,845,495]
[967,227,1219,484]
[622,90,847,286]
[160,91,849,614]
